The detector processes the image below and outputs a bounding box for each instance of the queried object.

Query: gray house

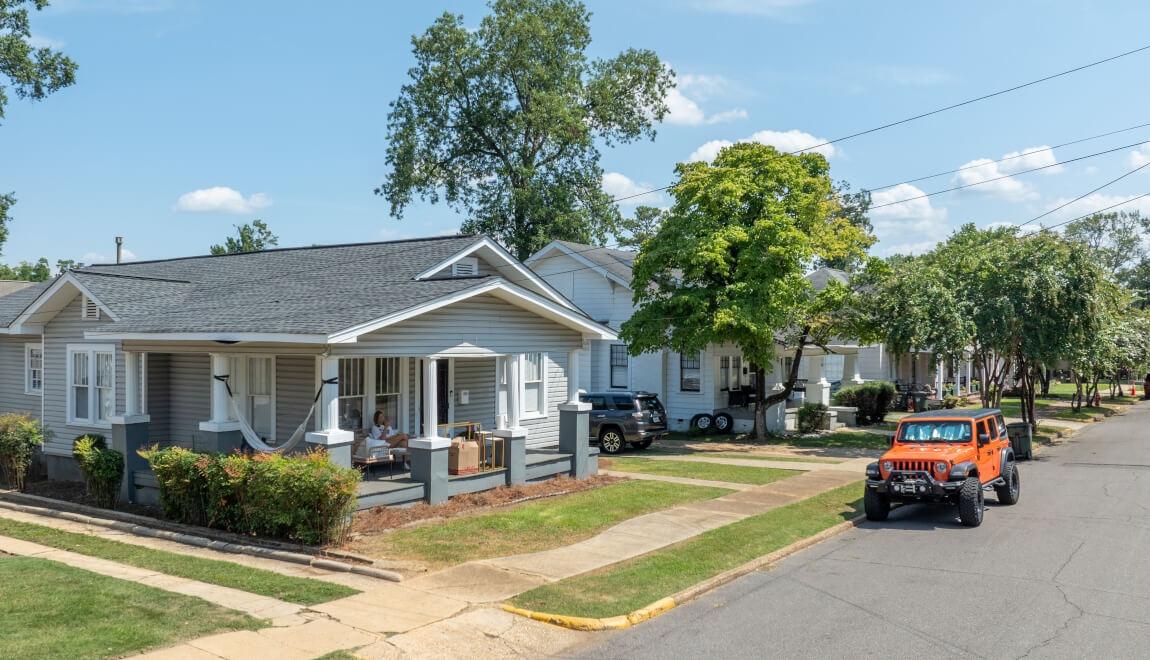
[0,235,613,507]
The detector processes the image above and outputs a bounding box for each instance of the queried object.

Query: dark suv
[580,391,667,454]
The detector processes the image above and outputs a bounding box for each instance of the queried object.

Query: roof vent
[452,257,479,277]
[81,295,100,320]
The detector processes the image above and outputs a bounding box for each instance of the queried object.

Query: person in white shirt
[367,411,409,450]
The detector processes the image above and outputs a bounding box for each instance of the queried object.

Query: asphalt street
[573,403,1150,659]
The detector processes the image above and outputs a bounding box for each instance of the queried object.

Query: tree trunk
[756,329,813,440]
[1071,370,1083,412]
[752,366,768,440]
[1039,365,1051,396]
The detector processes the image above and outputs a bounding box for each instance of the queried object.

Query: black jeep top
[901,408,1001,421]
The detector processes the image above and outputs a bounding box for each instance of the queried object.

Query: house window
[680,352,701,392]
[25,344,43,395]
[247,357,273,441]
[338,358,364,430]
[610,345,628,389]
[719,356,729,392]
[522,353,546,416]
[730,356,742,391]
[375,357,401,427]
[80,295,100,320]
[68,345,115,427]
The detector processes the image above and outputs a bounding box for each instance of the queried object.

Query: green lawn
[708,452,843,464]
[510,481,864,618]
[603,457,800,485]
[0,556,262,659]
[351,480,730,569]
[0,518,357,605]
[782,431,890,451]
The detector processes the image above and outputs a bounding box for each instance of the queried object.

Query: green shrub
[72,434,123,509]
[0,413,47,491]
[942,395,960,409]
[797,403,828,433]
[832,381,897,425]
[141,447,361,545]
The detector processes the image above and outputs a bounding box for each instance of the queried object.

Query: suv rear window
[899,421,972,443]
[637,396,664,412]
[612,396,636,411]
[581,395,609,411]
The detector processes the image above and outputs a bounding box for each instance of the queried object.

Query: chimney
[115,237,124,264]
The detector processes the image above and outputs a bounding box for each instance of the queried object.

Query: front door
[419,358,452,435]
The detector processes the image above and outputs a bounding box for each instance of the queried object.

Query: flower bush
[72,434,123,509]
[141,446,361,545]
[832,381,897,425]
[797,403,829,433]
[0,413,47,491]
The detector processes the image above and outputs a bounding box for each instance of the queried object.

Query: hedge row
[141,447,360,546]
[832,381,897,425]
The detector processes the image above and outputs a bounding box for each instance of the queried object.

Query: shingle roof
[552,240,636,284]
[805,267,849,291]
[0,281,50,328]
[60,235,494,336]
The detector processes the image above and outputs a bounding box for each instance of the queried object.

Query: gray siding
[275,354,316,443]
[332,294,583,358]
[0,335,43,418]
[453,357,496,433]
[165,353,210,449]
[145,353,171,441]
[42,296,124,455]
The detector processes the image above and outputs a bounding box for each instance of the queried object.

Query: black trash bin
[913,393,927,412]
[1006,422,1033,461]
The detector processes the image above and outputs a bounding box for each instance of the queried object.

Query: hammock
[214,375,335,454]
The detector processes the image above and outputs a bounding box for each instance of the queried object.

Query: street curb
[502,513,866,632]
[0,497,402,583]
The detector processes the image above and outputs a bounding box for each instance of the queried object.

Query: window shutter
[451,257,479,277]
[81,295,100,320]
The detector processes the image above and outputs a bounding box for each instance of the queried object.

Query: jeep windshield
[898,421,972,443]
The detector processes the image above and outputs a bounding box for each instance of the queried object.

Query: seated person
[366,411,410,450]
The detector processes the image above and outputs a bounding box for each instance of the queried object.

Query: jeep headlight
[882,460,893,472]
[935,461,949,474]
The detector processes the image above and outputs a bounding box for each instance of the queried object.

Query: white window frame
[609,344,628,389]
[520,352,548,420]
[337,357,367,430]
[237,356,276,443]
[680,352,702,393]
[25,343,43,395]
[66,344,116,429]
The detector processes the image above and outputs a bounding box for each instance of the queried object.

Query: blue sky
[3,0,1150,266]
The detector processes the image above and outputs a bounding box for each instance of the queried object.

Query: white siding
[0,335,43,418]
[529,251,631,328]
[663,345,717,431]
[42,296,124,455]
[333,294,583,358]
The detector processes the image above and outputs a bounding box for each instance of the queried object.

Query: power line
[1019,161,1150,228]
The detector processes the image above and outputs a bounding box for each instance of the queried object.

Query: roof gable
[526,240,635,289]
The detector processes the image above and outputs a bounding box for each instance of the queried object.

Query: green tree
[620,143,870,438]
[210,220,279,255]
[818,181,874,271]
[377,0,673,259]
[1064,210,1146,276]
[615,205,665,249]
[0,257,50,281]
[0,0,77,241]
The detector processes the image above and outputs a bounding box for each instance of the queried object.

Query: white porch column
[843,352,863,385]
[507,353,522,430]
[124,351,141,417]
[966,359,973,394]
[209,353,233,424]
[305,355,354,467]
[936,358,946,397]
[422,357,441,439]
[567,348,583,405]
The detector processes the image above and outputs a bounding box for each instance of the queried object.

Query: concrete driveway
[574,403,1150,659]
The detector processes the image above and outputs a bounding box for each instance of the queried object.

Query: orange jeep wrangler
[864,409,1020,527]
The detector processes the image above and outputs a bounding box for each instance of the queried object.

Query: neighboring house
[526,241,864,433]
[0,235,615,505]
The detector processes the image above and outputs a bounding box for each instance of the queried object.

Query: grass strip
[707,452,843,464]
[0,556,261,659]
[603,458,799,486]
[783,431,890,451]
[510,481,864,619]
[354,480,729,569]
[0,517,358,605]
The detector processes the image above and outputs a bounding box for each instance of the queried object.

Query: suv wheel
[958,476,984,527]
[714,412,734,434]
[599,428,625,454]
[630,439,653,450]
[690,414,715,432]
[995,462,1020,505]
[864,488,890,521]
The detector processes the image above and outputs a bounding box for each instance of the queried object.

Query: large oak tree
[377,0,673,259]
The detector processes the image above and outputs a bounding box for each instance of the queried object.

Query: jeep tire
[864,488,890,521]
[958,476,984,527]
[995,461,1020,505]
[599,428,625,455]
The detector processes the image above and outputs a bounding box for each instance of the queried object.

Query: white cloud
[686,128,834,163]
[28,33,65,49]
[1040,193,1150,224]
[174,187,272,215]
[81,248,137,264]
[1129,144,1150,169]
[869,183,951,256]
[664,75,748,127]
[602,172,663,205]
[951,145,1060,203]
[1084,165,1100,175]
[688,0,815,16]
[999,146,1062,174]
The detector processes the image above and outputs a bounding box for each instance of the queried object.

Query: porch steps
[356,478,426,510]
[525,449,574,481]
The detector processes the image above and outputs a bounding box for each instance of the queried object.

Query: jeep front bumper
[866,471,964,499]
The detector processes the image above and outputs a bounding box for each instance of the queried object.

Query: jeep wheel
[864,488,890,522]
[995,462,1020,505]
[599,429,625,454]
[690,414,715,432]
[958,476,984,527]
[630,439,653,450]
[714,413,735,434]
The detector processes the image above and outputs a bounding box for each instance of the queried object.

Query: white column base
[409,437,452,451]
[110,415,151,425]
[305,429,354,447]
[493,428,529,440]
[851,375,865,385]
[558,402,592,413]
[199,420,241,433]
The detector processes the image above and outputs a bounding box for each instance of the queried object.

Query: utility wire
[1019,161,1150,227]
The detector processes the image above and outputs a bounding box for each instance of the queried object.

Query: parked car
[580,391,667,454]
[864,408,1020,527]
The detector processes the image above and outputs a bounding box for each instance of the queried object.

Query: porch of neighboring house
[110,346,597,510]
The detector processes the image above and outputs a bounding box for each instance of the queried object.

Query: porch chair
[351,435,405,478]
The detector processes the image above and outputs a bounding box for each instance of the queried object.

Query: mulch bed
[21,479,163,519]
[350,474,622,535]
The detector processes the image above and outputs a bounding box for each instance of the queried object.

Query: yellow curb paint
[626,597,676,625]
[500,604,636,631]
